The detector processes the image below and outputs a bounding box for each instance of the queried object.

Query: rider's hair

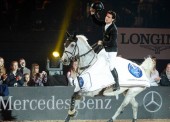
[107,10,116,22]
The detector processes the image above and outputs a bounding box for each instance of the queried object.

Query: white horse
[61,33,155,122]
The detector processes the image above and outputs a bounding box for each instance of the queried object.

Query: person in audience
[149,56,161,86]
[67,60,78,86]
[19,58,30,75]
[160,63,170,86]
[30,63,47,86]
[23,73,31,86]
[6,61,24,87]
[0,57,7,84]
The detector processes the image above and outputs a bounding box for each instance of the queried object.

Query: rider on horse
[90,1,120,91]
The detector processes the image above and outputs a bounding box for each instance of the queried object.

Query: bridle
[63,38,99,72]
[64,41,79,62]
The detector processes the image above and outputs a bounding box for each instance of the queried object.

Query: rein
[79,43,98,57]
[78,43,99,71]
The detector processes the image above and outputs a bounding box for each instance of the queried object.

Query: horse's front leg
[65,92,81,122]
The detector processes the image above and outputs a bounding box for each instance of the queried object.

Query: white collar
[12,71,17,75]
[105,23,112,30]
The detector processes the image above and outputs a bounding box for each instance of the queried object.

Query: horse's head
[61,32,79,65]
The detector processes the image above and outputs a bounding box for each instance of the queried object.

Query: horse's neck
[76,36,97,72]
[79,51,97,70]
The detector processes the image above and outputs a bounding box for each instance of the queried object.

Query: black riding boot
[111,68,120,91]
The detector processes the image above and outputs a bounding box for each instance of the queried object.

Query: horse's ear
[66,31,71,37]
[73,32,77,39]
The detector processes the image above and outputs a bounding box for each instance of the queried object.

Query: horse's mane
[76,35,92,49]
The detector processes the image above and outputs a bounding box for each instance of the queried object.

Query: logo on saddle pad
[128,63,143,78]
[77,77,84,88]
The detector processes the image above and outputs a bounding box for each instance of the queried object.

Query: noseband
[64,41,79,62]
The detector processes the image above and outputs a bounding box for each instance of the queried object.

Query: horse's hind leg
[130,98,138,122]
[107,87,144,122]
[107,92,133,122]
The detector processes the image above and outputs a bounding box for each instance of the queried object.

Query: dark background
[0,0,170,73]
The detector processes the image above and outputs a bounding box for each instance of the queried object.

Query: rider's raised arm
[91,14,105,26]
[90,8,104,26]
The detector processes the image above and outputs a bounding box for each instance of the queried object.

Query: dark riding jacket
[91,14,118,52]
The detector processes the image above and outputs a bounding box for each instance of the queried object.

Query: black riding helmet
[91,1,104,12]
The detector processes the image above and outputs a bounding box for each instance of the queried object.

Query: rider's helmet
[91,1,104,12]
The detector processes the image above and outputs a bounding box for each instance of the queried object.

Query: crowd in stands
[147,56,170,86]
[0,57,47,87]
[0,56,170,87]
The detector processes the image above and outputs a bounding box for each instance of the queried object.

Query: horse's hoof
[132,118,137,122]
[107,118,113,122]
[120,111,123,114]
[64,115,70,122]
[69,111,78,118]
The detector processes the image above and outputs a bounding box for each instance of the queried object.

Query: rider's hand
[97,40,103,45]
[90,7,95,15]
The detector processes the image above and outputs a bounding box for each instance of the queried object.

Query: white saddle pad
[114,57,150,87]
[74,49,115,92]
[73,49,150,92]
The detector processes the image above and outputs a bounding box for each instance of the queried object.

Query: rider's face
[105,13,114,24]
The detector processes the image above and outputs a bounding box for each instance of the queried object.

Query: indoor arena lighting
[54,0,77,53]
[52,51,60,58]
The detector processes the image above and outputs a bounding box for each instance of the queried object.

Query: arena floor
[3,120,170,122]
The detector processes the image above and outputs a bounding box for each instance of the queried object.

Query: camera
[14,83,18,87]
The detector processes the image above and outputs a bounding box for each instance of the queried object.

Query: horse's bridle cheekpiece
[64,32,79,62]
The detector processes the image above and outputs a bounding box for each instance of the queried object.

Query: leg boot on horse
[64,92,79,122]
[111,68,120,91]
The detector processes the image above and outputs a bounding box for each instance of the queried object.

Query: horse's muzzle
[61,58,70,65]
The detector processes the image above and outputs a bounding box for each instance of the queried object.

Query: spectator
[19,58,30,75]
[0,57,7,84]
[149,57,160,86]
[23,73,30,86]
[6,61,24,87]
[67,60,78,86]
[160,63,170,86]
[30,63,47,86]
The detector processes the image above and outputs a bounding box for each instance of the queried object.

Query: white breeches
[105,52,117,70]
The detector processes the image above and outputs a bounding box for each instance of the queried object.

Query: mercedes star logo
[143,91,162,112]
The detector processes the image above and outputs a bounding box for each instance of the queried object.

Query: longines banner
[118,28,170,59]
[0,86,170,120]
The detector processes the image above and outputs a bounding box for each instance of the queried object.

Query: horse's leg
[65,92,82,122]
[107,92,133,122]
[130,98,138,122]
[107,87,145,122]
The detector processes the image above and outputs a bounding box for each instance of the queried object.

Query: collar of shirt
[105,23,112,31]
[12,71,17,76]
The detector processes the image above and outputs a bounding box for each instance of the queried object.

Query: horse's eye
[70,44,75,47]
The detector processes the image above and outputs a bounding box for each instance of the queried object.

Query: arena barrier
[0,86,169,121]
